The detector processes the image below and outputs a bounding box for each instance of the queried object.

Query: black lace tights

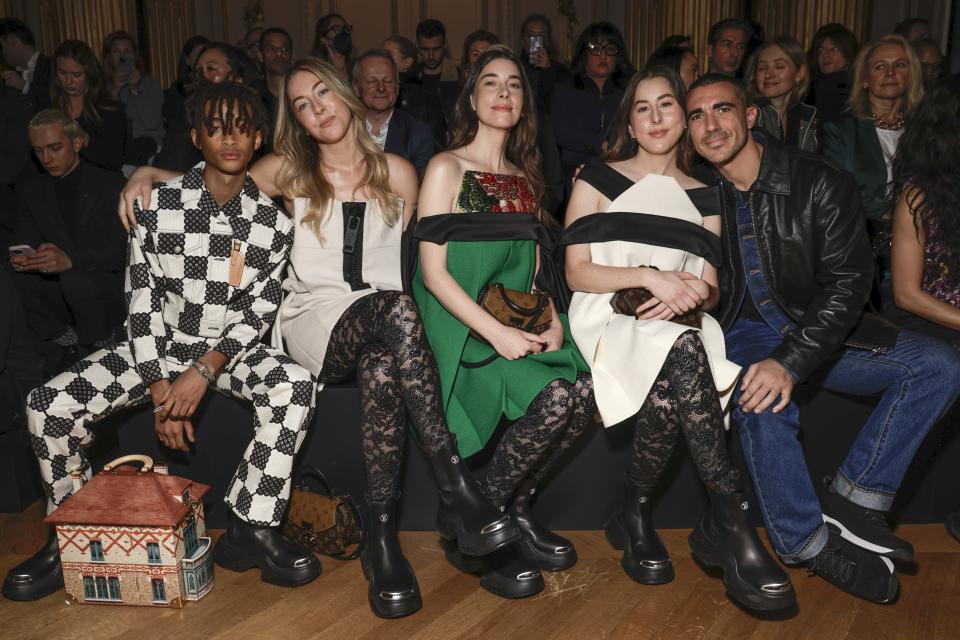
[319,291,455,502]
[626,331,740,496]
[482,372,596,508]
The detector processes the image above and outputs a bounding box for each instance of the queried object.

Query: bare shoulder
[423,151,463,181]
[419,152,464,217]
[385,153,417,185]
[250,152,287,198]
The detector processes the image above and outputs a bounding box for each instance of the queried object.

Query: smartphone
[528,35,544,65]
[118,57,135,76]
[9,244,36,258]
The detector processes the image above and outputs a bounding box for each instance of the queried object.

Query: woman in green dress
[414,46,595,599]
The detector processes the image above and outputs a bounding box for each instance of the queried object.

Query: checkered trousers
[26,342,316,526]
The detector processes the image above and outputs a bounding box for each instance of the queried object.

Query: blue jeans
[725,318,960,563]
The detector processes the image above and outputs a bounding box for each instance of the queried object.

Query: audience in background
[895,17,930,43]
[705,18,751,76]
[352,49,433,177]
[312,13,352,77]
[242,26,264,63]
[461,30,500,76]
[414,18,460,146]
[807,23,859,122]
[551,21,634,190]
[646,45,699,89]
[50,39,130,173]
[746,36,818,152]
[659,34,692,49]
[518,14,570,114]
[0,18,52,112]
[0,84,36,248]
[102,30,164,166]
[10,109,126,374]
[913,37,944,91]
[822,34,924,308]
[259,27,294,142]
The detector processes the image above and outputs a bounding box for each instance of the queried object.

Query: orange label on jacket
[229,241,244,287]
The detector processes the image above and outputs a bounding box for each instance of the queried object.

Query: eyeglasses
[587,42,619,57]
[325,24,353,37]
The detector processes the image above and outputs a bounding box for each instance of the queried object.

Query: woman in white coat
[562,66,794,612]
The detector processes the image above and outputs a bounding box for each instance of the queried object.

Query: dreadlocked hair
[185,80,269,138]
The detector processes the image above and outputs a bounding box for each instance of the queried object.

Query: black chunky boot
[361,500,422,618]
[604,483,674,584]
[214,510,321,587]
[432,446,520,556]
[510,481,577,571]
[442,538,544,599]
[688,491,796,611]
[2,526,64,601]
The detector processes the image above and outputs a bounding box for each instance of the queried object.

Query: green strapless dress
[412,171,589,457]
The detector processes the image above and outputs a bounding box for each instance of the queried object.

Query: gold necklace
[874,111,905,131]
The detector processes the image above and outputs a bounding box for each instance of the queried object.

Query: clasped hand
[488,322,562,360]
[636,270,708,320]
[151,370,209,450]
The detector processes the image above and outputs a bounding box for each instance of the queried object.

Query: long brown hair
[273,58,400,243]
[51,39,118,126]
[447,45,546,219]
[603,65,691,172]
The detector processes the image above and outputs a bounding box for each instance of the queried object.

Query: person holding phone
[9,109,126,374]
[102,31,164,165]
[518,14,570,114]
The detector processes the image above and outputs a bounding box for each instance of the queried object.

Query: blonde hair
[28,109,83,140]
[745,36,810,107]
[273,57,400,242]
[848,34,924,119]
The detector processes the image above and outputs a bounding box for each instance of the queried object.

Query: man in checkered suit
[3,83,320,602]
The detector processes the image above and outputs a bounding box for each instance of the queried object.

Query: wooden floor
[1,502,958,640]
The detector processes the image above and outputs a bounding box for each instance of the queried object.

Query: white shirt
[364,110,394,150]
[18,50,40,95]
[876,127,905,184]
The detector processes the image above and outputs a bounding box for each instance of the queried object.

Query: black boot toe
[213,512,321,587]
[2,528,64,602]
[362,501,422,619]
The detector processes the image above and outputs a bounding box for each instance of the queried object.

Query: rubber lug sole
[213,536,320,587]
[517,536,578,572]
[604,513,674,585]
[1,569,64,602]
[437,509,521,557]
[360,558,422,618]
[442,541,543,599]
[688,528,796,612]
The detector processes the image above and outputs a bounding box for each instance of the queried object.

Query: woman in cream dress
[563,67,794,612]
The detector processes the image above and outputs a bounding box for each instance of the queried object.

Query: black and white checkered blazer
[125,163,293,384]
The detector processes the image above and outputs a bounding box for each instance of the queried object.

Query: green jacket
[820,113,888,225]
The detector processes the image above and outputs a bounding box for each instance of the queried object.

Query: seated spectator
[352,49,433,177]
[155,41,251,171]
[0,17,52,113]
[660,34,692,49]
[410,18,460,147]
[383,35,423,112]
[822,34,924,308]
[517,13,571,114]
[162,35,208,131]
[705,18,751,76]
[10,109,126,373]
[745,36,818,152]
[461,30,499,77]
[259,27,293,146]
[242,26,264,64]
[102,30,164,166]
[311,13,352,77]
[646,45,699,89]
[807,23,859,122]
[50,39,130,173]
[551,22,634,190]
[895,17,930,42]
[912,37,944,91]
[0,84,36,248]
[888,83,960,346]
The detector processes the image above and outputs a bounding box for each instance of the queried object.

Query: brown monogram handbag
[471,283,553,342]
[610,269,700,328]
[282,467,365,560]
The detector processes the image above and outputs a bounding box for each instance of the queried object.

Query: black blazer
[383,108,434,178]
[14,161,127,317]
[24,53,52,113]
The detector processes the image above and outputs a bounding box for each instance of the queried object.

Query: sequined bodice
[454,170,537,213]
[922,215,960,306]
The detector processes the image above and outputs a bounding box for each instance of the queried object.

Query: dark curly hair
[570,22,634,90]
[890,82,960,271]
[185,80,269,138]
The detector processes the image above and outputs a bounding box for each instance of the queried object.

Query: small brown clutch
[610,269,700,328]
[471,283,553,342]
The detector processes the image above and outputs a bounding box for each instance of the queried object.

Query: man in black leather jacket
[686,73,960,604]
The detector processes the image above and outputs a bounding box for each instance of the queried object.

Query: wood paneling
[35,0,137,58]
[752,0,871,50]
[2,502,959,639]
[624,0,746,72]
[142,0,194,89]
